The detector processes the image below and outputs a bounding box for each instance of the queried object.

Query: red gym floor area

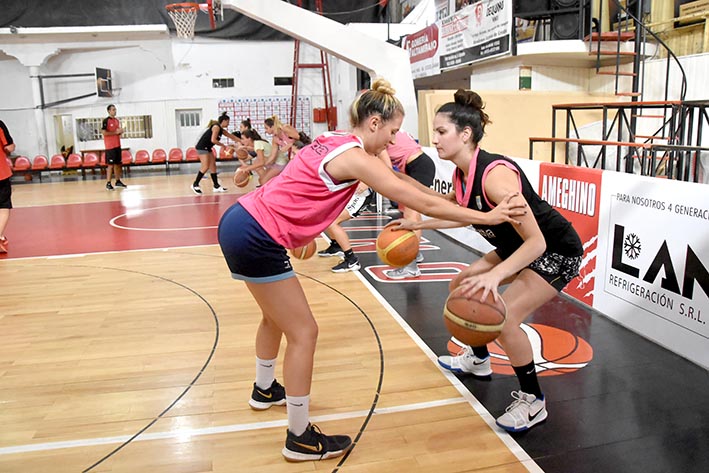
[2,195,236,259]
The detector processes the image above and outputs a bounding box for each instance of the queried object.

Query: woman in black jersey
[391,89,583,433]
[192,112,241,195]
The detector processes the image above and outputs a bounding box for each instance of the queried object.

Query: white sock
[255,357,276,390]
[286,395,310,436]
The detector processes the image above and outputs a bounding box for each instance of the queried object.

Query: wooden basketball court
[0,174,539,472]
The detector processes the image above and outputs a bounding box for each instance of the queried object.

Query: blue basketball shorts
[218,203,295,283]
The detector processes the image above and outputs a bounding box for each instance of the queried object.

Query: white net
[166,3,199,39]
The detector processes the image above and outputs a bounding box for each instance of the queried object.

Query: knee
[287,320,319,347]
[498,322,523,346]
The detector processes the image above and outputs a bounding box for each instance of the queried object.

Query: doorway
[53,114,75,157]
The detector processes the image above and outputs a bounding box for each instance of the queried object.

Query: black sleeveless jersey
[196,125,223,151]
[453,149,582,259]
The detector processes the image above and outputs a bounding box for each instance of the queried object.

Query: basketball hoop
[166,3,199,39]
[166,0,222,39]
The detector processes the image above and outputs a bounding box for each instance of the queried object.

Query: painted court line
[354,271,544,473]
[0,398,467,456]
[2,244,216,263]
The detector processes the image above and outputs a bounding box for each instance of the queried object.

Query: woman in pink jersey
[217,79,526,462]
[259,115,300,185]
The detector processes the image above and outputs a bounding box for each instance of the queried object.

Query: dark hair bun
[219,112,230,120]
[454,89,483,110]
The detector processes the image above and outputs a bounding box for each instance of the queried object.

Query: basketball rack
[166,0,223,39]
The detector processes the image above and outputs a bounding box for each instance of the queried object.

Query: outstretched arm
[326,148,526,227]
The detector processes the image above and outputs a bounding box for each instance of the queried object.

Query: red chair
[151,149,167,164]
[13,156,31,172]
[121,149,133,165]
[32,155,49,171]
[82,153,99,168]
[168,148,184,163]
[219,147,235,160]
[185,147,200,162]
[49,154,66,170]
[66,153,83,169]
[134,149,150,165]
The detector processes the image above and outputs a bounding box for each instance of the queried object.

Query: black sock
[472,345,490,359]
[513,361,543,399]
[329,240,342,249]
[194,171,205,187]
[210,173,220,187]
[343,249,355,261]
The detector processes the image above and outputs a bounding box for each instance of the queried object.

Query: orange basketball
[235,147,249,161]
[443,287,506,346]
[289,240,317,260]
[376,227,419,267]
[234,171,250,188]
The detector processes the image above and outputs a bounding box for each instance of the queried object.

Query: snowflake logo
[624,233,641,260]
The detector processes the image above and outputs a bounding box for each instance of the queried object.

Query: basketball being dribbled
[289,240,317,260]
[443,287,506,346]
[235,147,249,161]
[234,171,250,188]
[376,226,418,267]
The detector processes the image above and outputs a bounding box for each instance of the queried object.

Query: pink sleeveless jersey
[273,129,295,148]
[386,131,421,172]
[239,132,362,248]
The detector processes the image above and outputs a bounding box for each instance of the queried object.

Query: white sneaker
[213,186,228,193]
[384,263,421,279]
[415,252,424,263]
[437,345,492,376]
[496,391,547,432]
[191,185,202,195]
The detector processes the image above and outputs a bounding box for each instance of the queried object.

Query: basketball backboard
[95,67,113,98]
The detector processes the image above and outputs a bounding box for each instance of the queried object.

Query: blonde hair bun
[371,78,396,96]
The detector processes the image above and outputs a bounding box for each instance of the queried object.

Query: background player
[192,112,241,194]
[378,130,436,278]
[101,104,127,190]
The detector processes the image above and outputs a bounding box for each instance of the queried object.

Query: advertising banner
[539,164,602,306]
[439,0,512,70]
[594,172,709,368]
[402,23,441,79]
[403,0,512,79]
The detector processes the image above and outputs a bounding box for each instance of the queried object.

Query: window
[274,76,293,86]
[212,78,235,88]
[178,110,201,128]
[75,115,153,142]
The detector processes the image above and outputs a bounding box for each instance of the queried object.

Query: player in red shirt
[101,104,127,190]
[0,119,16,253]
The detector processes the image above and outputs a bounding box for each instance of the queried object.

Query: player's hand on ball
[385,218,416,231]
[457,271,503,303]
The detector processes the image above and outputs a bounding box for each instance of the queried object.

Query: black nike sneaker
[248,379,286,410]
[317,242,344,257]
[282,423,352,462]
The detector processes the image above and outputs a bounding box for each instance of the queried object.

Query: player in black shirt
[390,89,582,433]
[192,112,241,194]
